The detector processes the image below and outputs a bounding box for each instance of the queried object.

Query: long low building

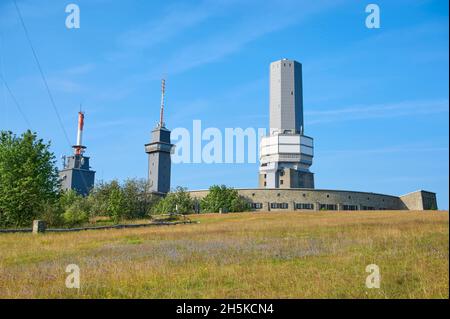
[188,188,438,211]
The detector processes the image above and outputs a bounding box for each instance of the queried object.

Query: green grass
[0,211,448,298]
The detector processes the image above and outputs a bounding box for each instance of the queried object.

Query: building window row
[251,203,263,209]
[320,204,338,211]
[295,203,314,210]
[249,203,388,211]
[270,203,288,209]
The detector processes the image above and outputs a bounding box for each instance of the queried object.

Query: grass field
[0,211,448,299]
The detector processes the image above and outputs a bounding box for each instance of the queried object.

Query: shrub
[39,201,64,227]
[201,185,249,213]
[62,208,89,227]
[107,187,127,222]
[60,190,90,227]
[151,186,194,215]
[87,179,156,220]
[88,180,121,217]
[122,179,157,219]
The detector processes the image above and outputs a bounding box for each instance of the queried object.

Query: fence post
[32,220,46,234]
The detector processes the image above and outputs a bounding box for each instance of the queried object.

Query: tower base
[259,168,314,189]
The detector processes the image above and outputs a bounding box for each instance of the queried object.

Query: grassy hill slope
[0,211,448,298]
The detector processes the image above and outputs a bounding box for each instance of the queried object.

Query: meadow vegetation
[0,211,447,298]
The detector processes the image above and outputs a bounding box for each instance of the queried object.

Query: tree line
[0,131,249,228]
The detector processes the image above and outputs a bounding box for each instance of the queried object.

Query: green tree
[122,179,157,219]
[151,186,194,215]
[88,179,157,220]
[62,202,90,227]
[59,190,91,227]
[0,130,60,227]
[200,185,249,213]
[88,180,121,217]
[107,187,126,222]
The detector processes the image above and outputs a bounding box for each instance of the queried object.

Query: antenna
[73,111,86,155]
[159,79,165,127]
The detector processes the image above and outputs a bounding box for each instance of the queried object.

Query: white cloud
[160,0,340,76]
[109,0,340,77]
[307,99,449,124]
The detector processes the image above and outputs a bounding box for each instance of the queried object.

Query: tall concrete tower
[259,58,314,189]
[269,59,304,135]
[145,79,174,195]
[59,111,96,196]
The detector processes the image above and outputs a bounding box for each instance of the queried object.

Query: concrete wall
[400,191,438,210]
[188,188,437,211]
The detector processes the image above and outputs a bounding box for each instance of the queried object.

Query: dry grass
[0,211,448,299]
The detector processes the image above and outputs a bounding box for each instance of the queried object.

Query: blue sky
[1,0,448,208]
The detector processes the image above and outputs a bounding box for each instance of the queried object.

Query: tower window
[280,180,284,185]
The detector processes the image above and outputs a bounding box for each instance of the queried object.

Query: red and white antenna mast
[159,79,165,127]
[74,111,86,155]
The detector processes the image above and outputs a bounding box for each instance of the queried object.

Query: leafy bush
[88,180,120,217]
[107,187,127,222]
[122,179,157,219]
[62,208,89,227]
[151,186,194,215]
[40,201,63,227]
[201,185,249,213]
[87,179,156,221]
[60,190,90,227]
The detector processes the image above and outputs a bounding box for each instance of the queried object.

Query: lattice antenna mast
[159,79,165,127]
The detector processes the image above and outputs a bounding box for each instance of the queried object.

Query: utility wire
[13,0,72,148]
[0,73,32,129]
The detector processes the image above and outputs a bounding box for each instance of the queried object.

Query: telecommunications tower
[59,111,96,196]
[145,79,174,195]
